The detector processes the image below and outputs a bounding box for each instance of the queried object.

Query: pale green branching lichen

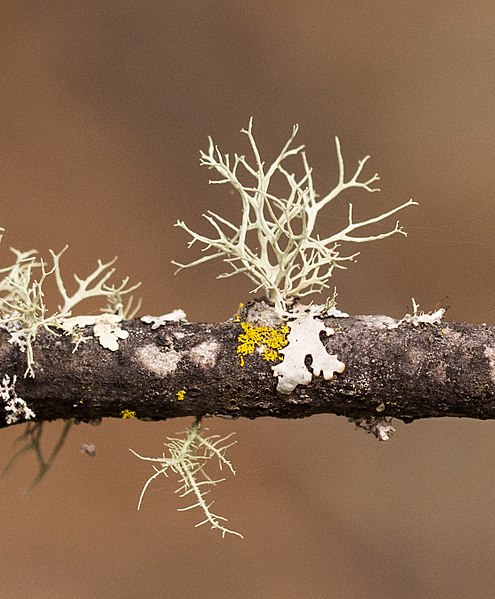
[174,118,416,315]
[0,237,139,376]
[130,418,242,539]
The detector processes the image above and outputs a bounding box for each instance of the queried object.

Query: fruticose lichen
[0,236,139,376]
[130,418,241,539]
[174,118,416,316]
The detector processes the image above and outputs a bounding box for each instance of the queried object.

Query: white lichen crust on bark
[484,346,495,385]
[272,308,345,394]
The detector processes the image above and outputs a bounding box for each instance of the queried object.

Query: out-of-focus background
[0,2,494,598]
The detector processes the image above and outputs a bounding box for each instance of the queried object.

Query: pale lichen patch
[429,361,447,384]
[141,310,187,329]
[243,301,281,327]
[398,299,445,327]
[406,347,424,373]
[357,314,399,329]
[188,340,220,369]
[484,347,495,385]
[61,314,129,351]
[272,310,345,394]
[439,326,462,342]
[135,344,181,377]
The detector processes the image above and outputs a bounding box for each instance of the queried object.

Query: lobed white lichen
[61,314,129,351]
[272,306,345,394]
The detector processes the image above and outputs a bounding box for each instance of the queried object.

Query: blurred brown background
[0,2,494,598]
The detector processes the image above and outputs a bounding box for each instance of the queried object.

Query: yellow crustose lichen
[236,321,289,367]
[121,409,136,419]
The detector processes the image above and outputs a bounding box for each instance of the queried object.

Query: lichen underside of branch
[0,308,494,429]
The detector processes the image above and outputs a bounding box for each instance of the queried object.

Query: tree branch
[1,301,494,429]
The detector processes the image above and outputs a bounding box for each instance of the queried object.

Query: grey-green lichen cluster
[174,118,416,316]
[0,236,139,376]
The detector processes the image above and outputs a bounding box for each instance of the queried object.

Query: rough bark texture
[1,301,494,429]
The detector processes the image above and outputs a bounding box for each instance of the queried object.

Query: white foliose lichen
[61,314,129,351]
[1,374,35,425]
[272,307,345,394]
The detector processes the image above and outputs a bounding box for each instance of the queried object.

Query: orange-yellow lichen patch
[121,409,136,419]
[236,321,289,367]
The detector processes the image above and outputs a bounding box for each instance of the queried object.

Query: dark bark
[1,302,494,428]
